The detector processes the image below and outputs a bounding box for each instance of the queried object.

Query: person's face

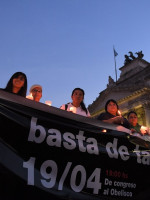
[31,87,42,102]
[71,90,84,105]
[13,75,25,89]
[128,113,138,126]
[107,101,118,115]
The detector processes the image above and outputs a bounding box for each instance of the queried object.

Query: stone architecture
[88,55,150,127]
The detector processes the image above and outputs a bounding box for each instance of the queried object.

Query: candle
[70,107,76,113]
[118,110,122,116]
[118,110,123,124]
[140,126,148,135]
[45,100,52,106]
[26,93,33,100]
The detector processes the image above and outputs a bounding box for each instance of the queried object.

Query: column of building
[143,102,150,128]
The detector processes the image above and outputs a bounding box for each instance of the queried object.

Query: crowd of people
[1,71,149,200]
[0,71,149,136]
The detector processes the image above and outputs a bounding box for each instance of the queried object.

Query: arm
[102,116,124,124]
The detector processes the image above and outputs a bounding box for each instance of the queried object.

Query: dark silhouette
[124,55,132,65]
[128,51,136,60]
[135,51,144,59]
[2,72,27,97]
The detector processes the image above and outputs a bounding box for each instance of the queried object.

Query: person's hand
[130,128,136,133]
[112,116,124,124]
[141,129,148,135]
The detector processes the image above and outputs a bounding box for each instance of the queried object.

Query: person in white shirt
[60,87,90,117]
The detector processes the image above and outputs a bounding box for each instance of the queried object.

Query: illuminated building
[88,55,150,127]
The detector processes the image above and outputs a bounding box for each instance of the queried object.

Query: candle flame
[70,107,74,111]
[102,129,107,133]
[118,110,121,116]
[70,107,76,113]
[45,100,52,106]
[26,93,33,100]
[140,126,148,135]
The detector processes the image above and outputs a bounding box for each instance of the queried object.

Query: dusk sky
[0,0,150,109]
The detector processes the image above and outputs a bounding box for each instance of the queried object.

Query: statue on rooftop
[107,76,115,88]
[135,51,144,59]
[128,51,136,60]
[124,54,132,65]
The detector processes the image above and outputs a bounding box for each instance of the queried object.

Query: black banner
[0,90,150,200]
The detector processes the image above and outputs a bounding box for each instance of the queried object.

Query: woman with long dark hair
[2,72,27,97]
[0,71,27,199]
[60,87,90,117]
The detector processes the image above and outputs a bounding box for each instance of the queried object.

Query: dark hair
[71,88,88,114]
[105,99,119,112]
[71,87,85,96]
[4,72,27,97]
[127,111,137,119]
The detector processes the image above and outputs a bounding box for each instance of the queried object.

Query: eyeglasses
[32,89,42,93]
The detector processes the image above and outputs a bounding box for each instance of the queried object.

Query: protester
[0,71,27,199]
[97,99,130,128]
[1,71,27,97]
[60,87,90,117]
[127,111,141,133]
[127,110,149,135]
[28,84,42,102]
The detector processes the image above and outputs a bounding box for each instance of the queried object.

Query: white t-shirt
[60,103,90,117]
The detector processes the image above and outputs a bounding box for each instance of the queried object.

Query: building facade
[88,56,150,127]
